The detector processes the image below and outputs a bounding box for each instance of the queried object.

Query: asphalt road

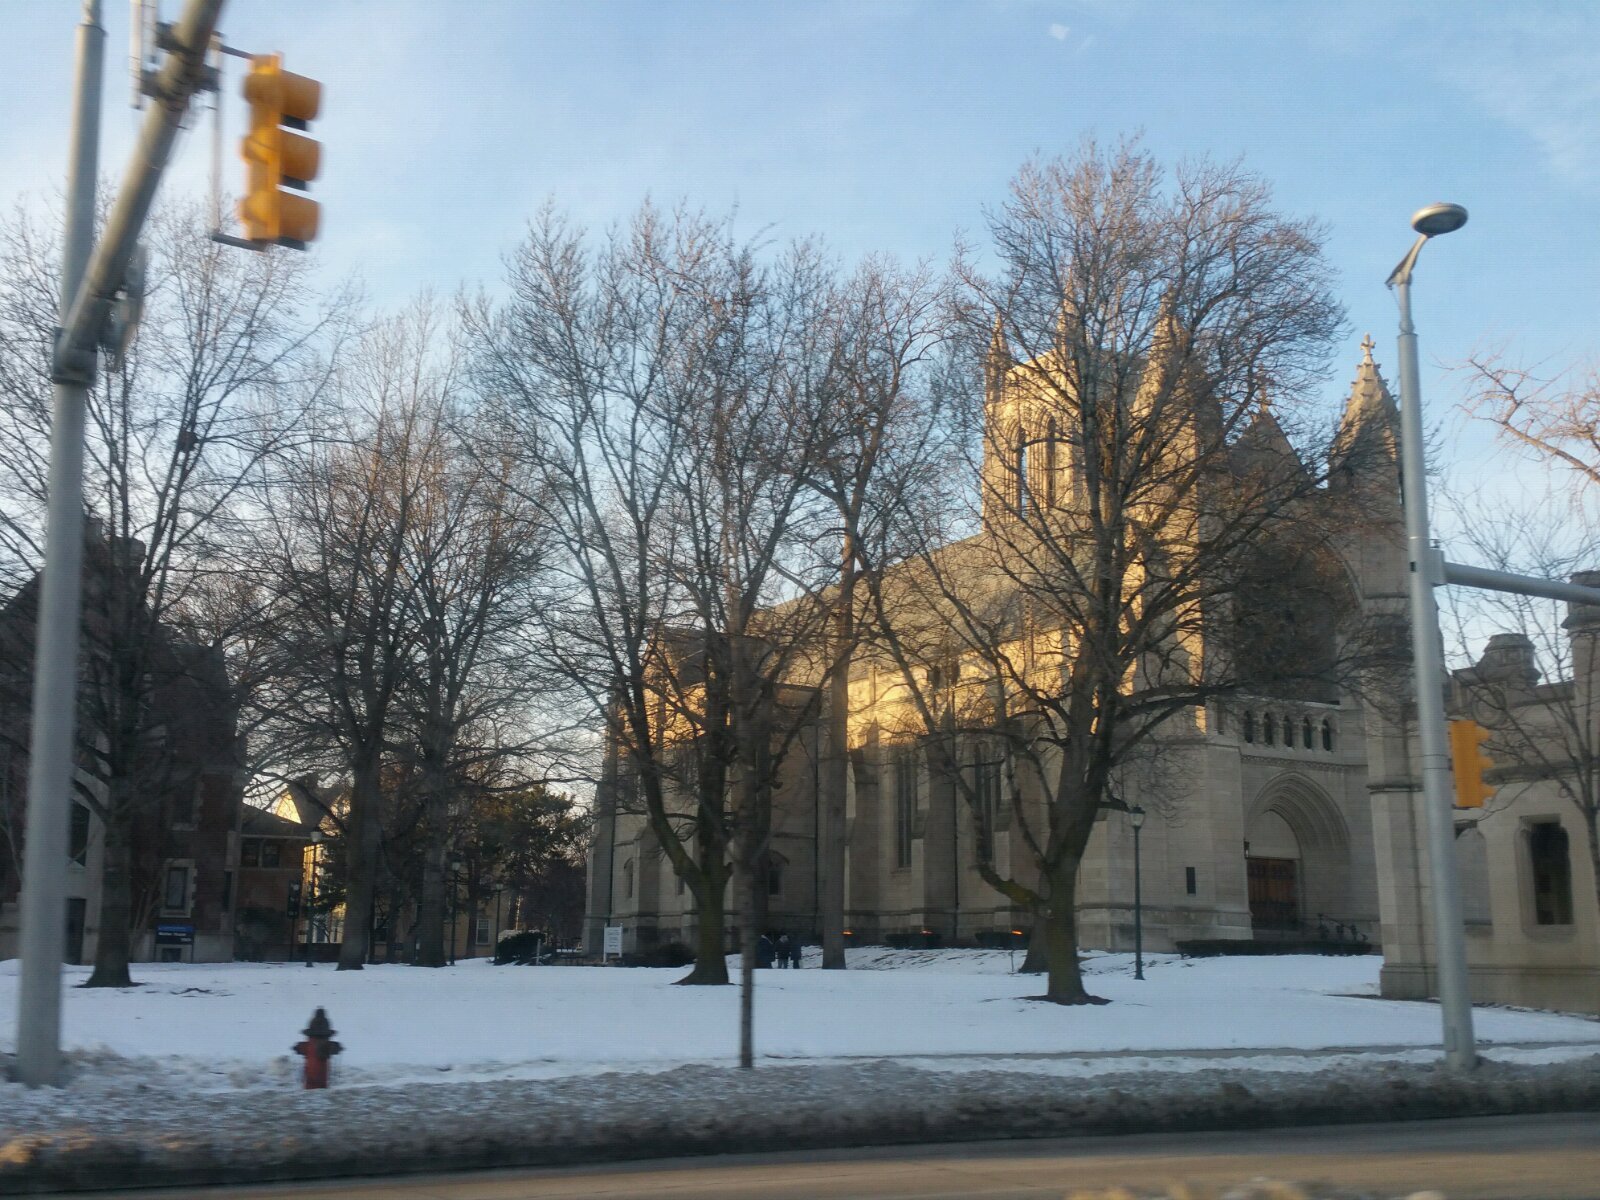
[118,1113,1600,1200]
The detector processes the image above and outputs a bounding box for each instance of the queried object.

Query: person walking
[787,933,803,969]
[757,932,775,969]
[775,932,791,968]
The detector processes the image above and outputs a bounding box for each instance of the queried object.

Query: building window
[476,915,492,946]
[1321,719,1334,752]
[1262,713,1275,746]
[1456,827,1491,926]
[894,748,917,869]
[676,872,685,896]
[1302,717,1313,749]
[1185,866,1197,896]
[766,858,783,896]
[1529,822,1574,926]
[174,777,202,827]
[260,841,281,869]
[1016,435,1030,514]
[163,865,190,913]
[973,749,1002,838]
[622,859,634,899]
[69,802,91,866]
[240,840,260,867]
[1243,711,1255,743]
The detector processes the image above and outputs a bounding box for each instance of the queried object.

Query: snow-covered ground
[2,948,1596,1093]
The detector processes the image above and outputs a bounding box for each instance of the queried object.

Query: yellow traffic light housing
[238,54,321,247]
[1449,718,1496,809]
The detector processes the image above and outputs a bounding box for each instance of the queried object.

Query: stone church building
[579,331,1587,1017]
[587,331,1420,965]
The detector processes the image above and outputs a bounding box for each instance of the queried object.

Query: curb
[4,1055,1599,1193]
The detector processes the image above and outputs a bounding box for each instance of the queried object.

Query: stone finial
[1475,632,1539,690]
[1360,332,1375,364]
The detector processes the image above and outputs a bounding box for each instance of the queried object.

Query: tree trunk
[678,867,731,985]
[415,834,447,967]
[1018,918,1047,974]
[85,810,134,988]
[820,543,856,970]
[337,759,383,970]
[1040,863,1103,1004]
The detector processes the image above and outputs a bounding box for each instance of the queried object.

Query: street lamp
[306,828,323,968]
[449,855,464,966]
[1387,201,1477,1071]
[1128,806,1146,981]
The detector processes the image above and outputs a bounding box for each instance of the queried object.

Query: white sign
[602,925,623,958]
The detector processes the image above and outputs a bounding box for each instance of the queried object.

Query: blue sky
[4,0,1598,498]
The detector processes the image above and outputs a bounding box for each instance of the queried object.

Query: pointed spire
[989,312,1006,357]
[1332,333,1400,474]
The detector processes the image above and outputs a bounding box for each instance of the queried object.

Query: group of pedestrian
[756,931,804,968]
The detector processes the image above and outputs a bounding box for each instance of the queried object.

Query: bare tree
[253,305,451,970]
[803,258,951,970]
[864,143,1357,1003]
[0,201,341,986]
[469,206,847,1067]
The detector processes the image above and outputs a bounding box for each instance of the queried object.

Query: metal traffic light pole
[14,0,226,1089]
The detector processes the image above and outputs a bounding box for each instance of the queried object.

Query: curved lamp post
[1387,201,1477,1070]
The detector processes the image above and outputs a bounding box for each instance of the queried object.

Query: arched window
[622,859,634,899]
[1243,711,1256,743]
[1321,719,1334,752]
[1262,713,1276,745]
[1302,717,1313,749]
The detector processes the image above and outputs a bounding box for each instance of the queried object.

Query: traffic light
[238,53,321,247]
[1449,718,1496,809]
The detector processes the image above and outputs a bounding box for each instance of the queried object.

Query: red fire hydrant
[293,1007,343,1089]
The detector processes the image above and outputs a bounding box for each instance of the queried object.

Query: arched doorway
[1244,775,1351,936]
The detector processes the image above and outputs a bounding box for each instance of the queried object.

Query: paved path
[111,1113,1600,1200]
[771,1038,1600,1063]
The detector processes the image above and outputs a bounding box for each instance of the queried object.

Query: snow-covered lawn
[2,949,1596,1092]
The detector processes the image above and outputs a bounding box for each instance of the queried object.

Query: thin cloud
[1048,22,1070,40]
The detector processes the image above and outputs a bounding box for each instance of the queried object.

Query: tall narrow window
[476,915,492,946]
[1321,719,1334,751]
[1043,419,1058,507]
[622,859,635,900]
[1243,711,1256,743]
[163,865,190,913]
[1262,713,1276,746]
[973,748,1001,840]
[1185,866,1197,896]
[1529,822,1573,926]
[895,748,917,869]
[69,802,91,866]
[1016,436,1030,515]
[1302,717,1313,749]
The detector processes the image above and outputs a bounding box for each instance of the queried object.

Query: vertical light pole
[1388,201,1477,1070]
[449,855,463,966]
[1129,806,1146,980]
[15,0,103,1090]
[305,829,322,968]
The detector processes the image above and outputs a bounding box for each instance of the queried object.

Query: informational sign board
[602,925,623,959]
[155,922,195,946]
